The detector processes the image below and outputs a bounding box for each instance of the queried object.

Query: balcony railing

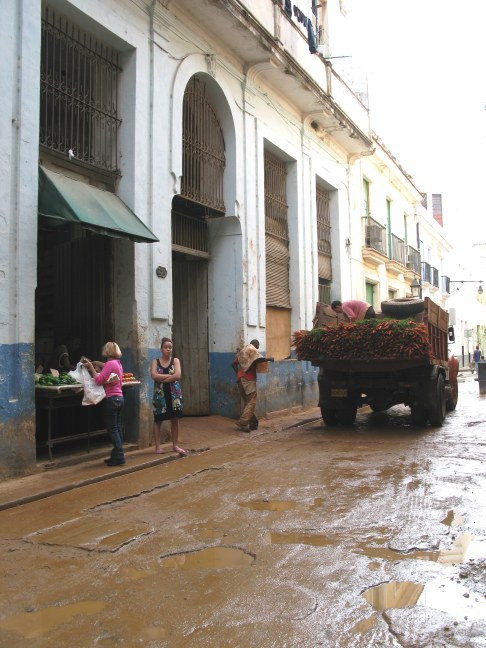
[421,261,432,284]
[407,245,420,274]
[390,234,406,266]
[442,276,451,293]
[421,263,439,287]
[432,266,439,288]
[364,217,387,255]
[318,283,331,305]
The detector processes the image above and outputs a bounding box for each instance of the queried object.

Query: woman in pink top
[83,342,125,466]
[331,300,375,322]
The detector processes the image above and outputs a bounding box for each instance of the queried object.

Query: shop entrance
[35,222,114,456]
[36,225,114,367]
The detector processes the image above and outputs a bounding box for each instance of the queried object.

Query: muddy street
[0,373,485,647]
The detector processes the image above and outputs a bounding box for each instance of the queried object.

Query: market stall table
[35,381,141,461]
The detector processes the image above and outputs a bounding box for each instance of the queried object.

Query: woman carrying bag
[83,342,125,466]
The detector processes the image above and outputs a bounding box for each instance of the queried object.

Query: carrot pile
[293,319,433,361]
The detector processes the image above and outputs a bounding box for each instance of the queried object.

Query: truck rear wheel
[321,407,338,426]
[337,406,357,425]
[427,373,446,426]
[446,384,458,411]
[446,356,459,411]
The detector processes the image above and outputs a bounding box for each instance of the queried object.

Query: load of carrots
[293,319,433,361]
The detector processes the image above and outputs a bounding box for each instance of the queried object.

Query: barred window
[182,77,226,213]
[265,152,290,309]
[316,186,331,256]
[40,7,122,175]
[316,185,332,282]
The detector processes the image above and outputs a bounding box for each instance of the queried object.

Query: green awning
[38,166,158,243]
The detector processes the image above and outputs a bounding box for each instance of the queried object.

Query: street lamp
[449,280,483,295]
[410,277,422,298]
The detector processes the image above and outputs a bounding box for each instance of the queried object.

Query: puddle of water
[159,546,254,569]
[363,581,424,610]
[117,565,151,581]
[441,510,465,527]
[350,613,377,635]
[364,578,486,621]
[267,531,336,547]
[437,533,474,564]
[357,533,484,565]
[0,601,107,639]
[418,577,486,620]
[199,528,225,540]
[239,500,296,511]
[358,544,439,562]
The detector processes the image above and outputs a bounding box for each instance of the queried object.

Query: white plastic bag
[68,362,84,384]
[79,364,106,406]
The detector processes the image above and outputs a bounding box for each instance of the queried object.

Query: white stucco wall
[0,0,41,348]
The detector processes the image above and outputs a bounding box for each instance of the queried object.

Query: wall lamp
[450,280,483,295]
[410,277,422,298]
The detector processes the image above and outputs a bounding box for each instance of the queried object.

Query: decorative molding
[362,247,387,268]
[206,54,217,78]
[245,59,280,86]
[385,260,405,277]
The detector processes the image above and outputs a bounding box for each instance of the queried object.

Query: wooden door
[172,256,210,415]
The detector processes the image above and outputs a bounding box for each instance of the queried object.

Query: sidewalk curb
[0,411,322,511]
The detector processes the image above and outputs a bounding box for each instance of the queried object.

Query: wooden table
[35,382,141,461]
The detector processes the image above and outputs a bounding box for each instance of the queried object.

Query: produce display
[122,372,138,382]
[293,319,433,361]
[35,373,81,387]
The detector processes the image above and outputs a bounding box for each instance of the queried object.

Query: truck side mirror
[448,326,455,342]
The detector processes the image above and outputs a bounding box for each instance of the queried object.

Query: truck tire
[337,405,357,425]
[321,407,338,426]
[446,356,459,411]
[381,298,425,318]
[446,389,458,412]
[427,373,446,426]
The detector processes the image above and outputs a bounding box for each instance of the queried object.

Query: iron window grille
[40,7,122,175]
[181,77,226,213]
[316,186,331,256]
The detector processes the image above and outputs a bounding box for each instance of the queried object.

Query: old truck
[296,298,459,427]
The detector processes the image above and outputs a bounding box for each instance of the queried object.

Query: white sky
[340,0,486,252]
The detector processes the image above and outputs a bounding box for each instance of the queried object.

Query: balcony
[421,262,439,289]
[171,0,372,156]
[442,276,451,294]
[362,217,387,267]
[431,266,439,289]
[406,245,420,275]
[385,234,407,275]
[421,261,432,285]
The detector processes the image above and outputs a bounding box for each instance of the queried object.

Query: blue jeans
[104,395,125,460]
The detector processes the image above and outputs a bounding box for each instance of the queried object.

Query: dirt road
[0,374,485,647]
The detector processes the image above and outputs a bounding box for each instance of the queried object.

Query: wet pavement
[0,373,485,647]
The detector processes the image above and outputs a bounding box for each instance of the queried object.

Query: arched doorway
[172,75,226,415]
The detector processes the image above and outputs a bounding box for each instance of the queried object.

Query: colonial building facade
[0,0,452,479]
